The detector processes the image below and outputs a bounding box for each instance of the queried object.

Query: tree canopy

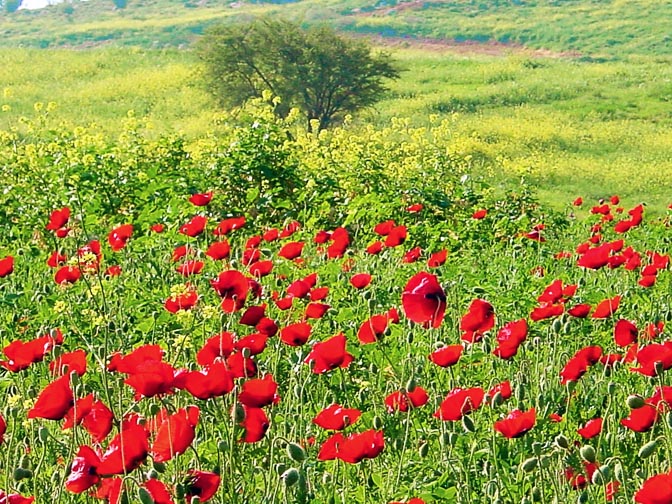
[196,18,400,130]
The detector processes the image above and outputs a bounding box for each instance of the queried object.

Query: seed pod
[521,457,538,472]
[418,442,429,458]
[579,445,596,463]
[287,442,307,463]
[627,395,646,409]
[540,455,551,469]
[462,415,476,433]
[281,468,300,487]
[532,442,542,456]
[138,487,154,504]
[638,439,658,459]
[372,416,384,430]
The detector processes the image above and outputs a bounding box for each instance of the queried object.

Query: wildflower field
[0,100,671,504]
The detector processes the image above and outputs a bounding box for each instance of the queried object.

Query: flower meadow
[0,103,672,504]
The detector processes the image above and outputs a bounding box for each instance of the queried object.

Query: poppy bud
[138,488,154,504]
[485,481,497,497]
[521,457,538,472]
[627,394,646,409]
[406,332,414,345]
[153,461,166,473]
[149,403,161,416]
[287,442,306,463]
[613,462,624,481]
[654,361,665,375]
[638,439,658,459]
[190,497,200,504]
[217,440,228,452]
[462,415,475,433]
[241,347,251,359]
[120,491,130,504]
[322,472,332,485]
[667,411,672,428]
[393,438,404,450]
[532,442,542,456]
[554,434,569,449]
[405,377,417,393]
[515,383,525,402]
[607,381,616,394]
[579,445,596,463]
[19,455,30,470]
[275,463,287,475]
[12,468,32,481]
[491,392,504,407]
[577,491,588,503]
[419,442,429,458]
[591,465,611,485]
[372,415,384,430]
[175,483,185,499]
[540,456,551,469]
[551,319,562,334]
[293,384,302,400]
[531,487,542,502]
[281,468,300,487]
[233,403,245,423]
[38,426,49,443]
[146,469,159,480]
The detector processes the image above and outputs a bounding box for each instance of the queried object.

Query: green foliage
[196,17,400,130]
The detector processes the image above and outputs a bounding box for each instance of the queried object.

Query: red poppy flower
[28,373,74,420]
[151,406,199,462]
[530,303,564,322]
[176,260,204,276]
[304,333,353,374]
[96,421,149,476]
[46,206,70,231]
[238,374,280,408]
[108,343,162,372]
[472,209,487,219]
[337,429,385,464]
[634,471,672,504]
[280,322,312,346]
[427,249,448,268]
[460,299,495,342]
[1,330,63,372]
[639,275,657,288]
[239,405,269,443]
[47,251,67,268]
[65,445,101,493]
[367,241,383,254]
[256,317,278,337]
[151,223,164,233]
[305,302,330,319]
[327,227,350,259]
[428,345,463,367]
[249,260,273,277]
[277,241,303,261]
[568,303,592,318]
[591,295,621,319]
[189,192,213,206]
[164,286,198,313]
[402,246,422,263]
[263,228,279,242]
[577,418,602,439]
[280,220,301,238]
[317,432,344,461]
[108,224,133,251]
[211,270,249,312]
[142,479,174,504]
[573,197,583,206]
[407,203,423,213]
[537,279,577,304]
[385,226,407,247]
[225,351,257,379]
[0,413,5,445]
[206,240,230,260]
[630,342,672,377]
[401,272,446,328]
[0,256,14,278]
[577,243,612,270]
[184,470,221,502]
[434,387,484,421]
[494,408,535,438]
[487,380,512,401]
[560,346,602,384]
[374,220,396,236]
[358,314,389,344]
[385,387,429,413]
[493,319,528,359]
[614,319,638,347]
[55,265,81,284]
[350,273,372,289]
[214,216,246,236]
[176,361,234,400]
[621,404,658,432]
[313,403,361,430]
[180,215,207,237]
[50,349,87,376]
[645,322,665,340]
[124,360,177,400]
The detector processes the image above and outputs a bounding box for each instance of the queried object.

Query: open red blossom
[164,286,198,313]
[28,373,73,420]
[493,319,528,359]
[65,445,101,493]
[634,471,672,504]
[211,270,249,312]
[326,227,350,259]
[639,275,657,287]
[374,220,396,236]
[108,344,163,373]
[0,255,14,278]
[568,303,592,318]
[460,299,495,342]
[239,374,280,408]
[630,342,672,376]
[488,381,512,401]
[428,345,463,367]
[185,470,221,502]
[46,206,71,231]
[591,295,621,319]
[256,317,278,336]
[614,319,638,347]
[189,191,213,206]
[280,322,312,346]
[225,351,257,379]
[304,333,353,374]
[645,322,665,340]
[537,279,577,304]
[245,235,260,249]
[180,215,207,237]
[650,386,672,411]
[263,228,279,242]
[1,330,63,372]
[621,404,658,432]
[124,360,177,400]
[385,387,429,413]
[313,403,361,430]
[565,462,598,490]
[108,224,133,251]
[239,405,269,443]
[50,349,87,376]
[573,197,583,206]
[142,479,174,504]
[305,302,330,319]
[577,418,603,439]
[176,361,234,400]
[427,249,448,268]
[287,278,311,298]
[151,406,199,463]
[385,225,407,247]
[367,241,383,254]
[55,265,81,284]
[232,332,268,356]
[358,314,389,344]
[560,346,602,384]
[350,273,372,289]
[434,387,484,421]
[402,271,446,328]
[337,429,385,464]
[239,304,266,326]
[47,251,67,268]
[472,209,487,219]
[96,421,149,476]
[494,408,535,438]
[249,260,273,277]
[407,203,423,213]
[278,241,304,260]
[0,413,6,445]
[81,400,114,443]
[530,303,564,321]
[176,260,204,276]
[214,216,246,236]
[205,240,230,260]
[280,220,301,238]
[402,246,422,263]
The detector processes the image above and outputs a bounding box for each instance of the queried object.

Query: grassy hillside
[1,0,671,58]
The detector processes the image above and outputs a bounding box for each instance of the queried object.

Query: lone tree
[197,18,400,130]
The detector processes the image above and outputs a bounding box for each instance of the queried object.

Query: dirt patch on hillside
[359,34,581,59]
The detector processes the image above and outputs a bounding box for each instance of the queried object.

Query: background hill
[1,0,671,58]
